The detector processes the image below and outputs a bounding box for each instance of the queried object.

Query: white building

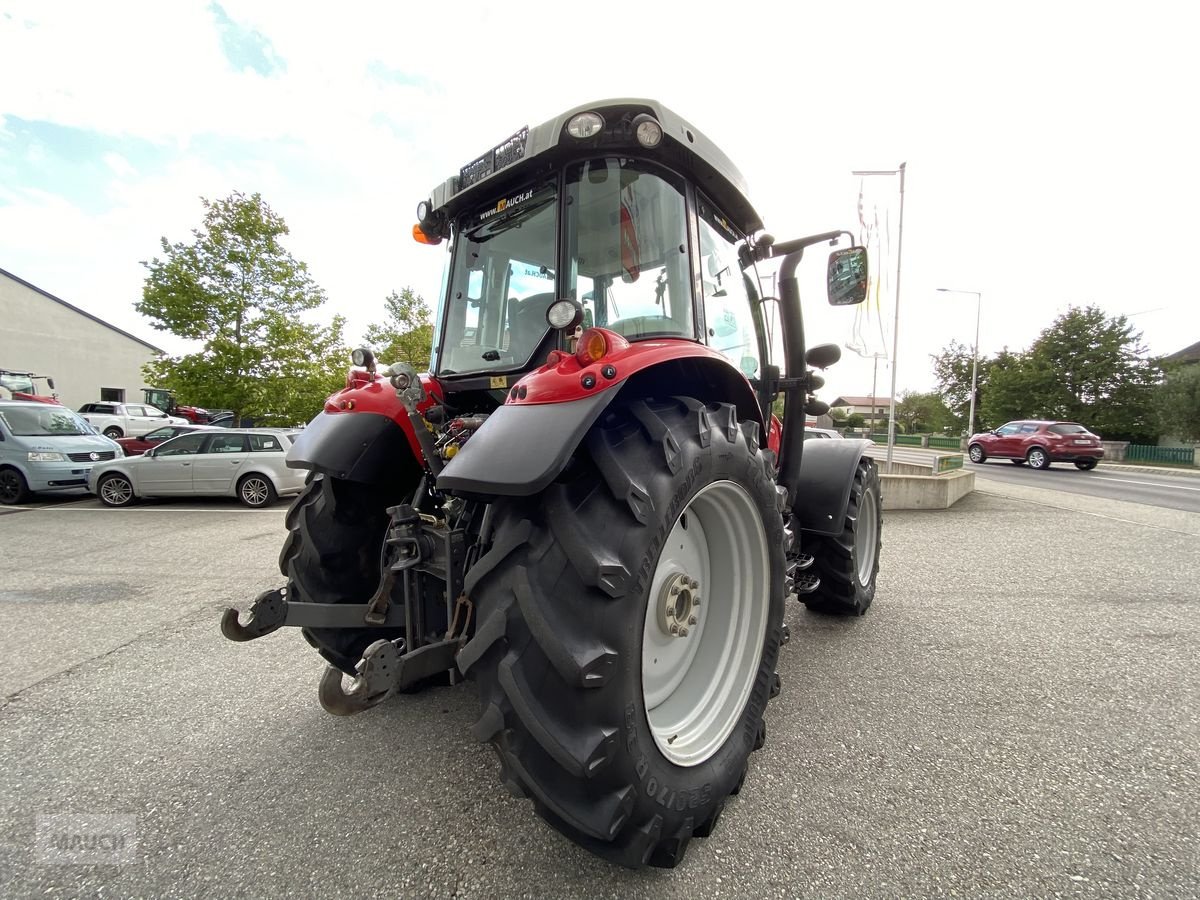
[0,267,163,410]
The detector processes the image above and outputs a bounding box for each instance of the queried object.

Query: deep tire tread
[803,458,882,617]
[461,396,784,868]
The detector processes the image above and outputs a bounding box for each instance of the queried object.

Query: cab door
[138,432,208,495]
[192,432,250,494]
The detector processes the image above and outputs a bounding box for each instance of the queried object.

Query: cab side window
[996,423,1021,436]
[698,198,761,378]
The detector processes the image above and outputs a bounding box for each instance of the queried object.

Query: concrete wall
[0,271,162,411]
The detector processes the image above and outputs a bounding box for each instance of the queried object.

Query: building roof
[1162,341,1200,366]
[830,395,894,407]
[0,266,164,354]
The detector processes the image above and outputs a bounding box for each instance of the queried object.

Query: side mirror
[827,247,869,306]
[143,448,155,458]
[47,378,56,390]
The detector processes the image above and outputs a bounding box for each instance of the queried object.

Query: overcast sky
[2,1,1197,403]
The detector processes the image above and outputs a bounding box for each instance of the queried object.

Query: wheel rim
[0,471,20,503]
[242,478,269,505]
[100,477,132,505]
[969,446,982,461]
[1030,449,1045,467]
[642,480,769,767]
[855,487,879,586]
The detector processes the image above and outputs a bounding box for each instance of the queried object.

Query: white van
[0,401,123,504]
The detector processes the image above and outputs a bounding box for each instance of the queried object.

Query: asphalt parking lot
[0,486,1197,898]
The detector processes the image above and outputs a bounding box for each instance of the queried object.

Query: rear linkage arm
[221,499,472,715]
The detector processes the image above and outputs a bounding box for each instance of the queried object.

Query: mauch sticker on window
[476,189,535,224]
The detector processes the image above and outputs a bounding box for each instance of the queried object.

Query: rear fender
[791,438,873,536]
[437,337,763,497]
[285,372,441,484]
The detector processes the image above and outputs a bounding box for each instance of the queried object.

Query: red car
[968,420,1104,470]
[115,424,211,456]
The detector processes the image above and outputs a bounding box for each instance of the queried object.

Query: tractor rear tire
[803,458,882,616]
[278,474,402,674]
[459,397,785,869]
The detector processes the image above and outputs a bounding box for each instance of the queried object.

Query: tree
[137,192,346,425]
[977,348,1047,430]
[972,306,1159,441]
[895,391,953,433]
[931,340,992,434]
[1154,364,1200,441]
[363,288,434,371]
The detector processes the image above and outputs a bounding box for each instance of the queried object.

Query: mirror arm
[755,230,856,262]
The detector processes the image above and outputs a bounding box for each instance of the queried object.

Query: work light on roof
[566,111,604,139]
[632,114,663,148]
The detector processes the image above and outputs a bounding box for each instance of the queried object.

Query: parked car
[0,401,123,504]
[78,402,188,438]
[88,428,304,508]
[967,420,1104,470]
[114,424,221,456]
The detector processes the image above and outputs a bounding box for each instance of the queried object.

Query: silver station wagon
[87,428,305,508]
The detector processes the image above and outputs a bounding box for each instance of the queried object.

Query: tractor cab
[416,100,865,421]
[0,369,59,404]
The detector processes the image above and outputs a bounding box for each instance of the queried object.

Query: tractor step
[793,552,815,572]
[792,572,820,596]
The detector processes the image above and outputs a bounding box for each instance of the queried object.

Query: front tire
[1027,447,1051,469]
[968,443,986,463]
[459,398,785,868]
[97,473,136,507]
[0,468,30,505]
[103,427,123,439]
[803,458,882,616]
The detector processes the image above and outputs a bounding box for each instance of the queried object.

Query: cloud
[208,2,286,77]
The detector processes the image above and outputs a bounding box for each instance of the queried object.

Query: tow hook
[317,638,406,716]
[220,587,287,642]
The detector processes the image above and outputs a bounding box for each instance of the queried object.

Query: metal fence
[870,433,924,446]
[927,436,964,450]
[1125,444,1196,465]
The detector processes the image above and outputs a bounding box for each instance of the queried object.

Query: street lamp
[936,288,982,439]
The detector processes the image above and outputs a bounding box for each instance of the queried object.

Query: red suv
[968,420,1104,470]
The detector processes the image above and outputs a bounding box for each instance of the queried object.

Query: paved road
[0,490,1197,898]
[970,462,1200,513]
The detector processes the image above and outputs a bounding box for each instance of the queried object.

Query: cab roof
[426,98,764,236]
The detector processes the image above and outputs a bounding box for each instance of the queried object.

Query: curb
[1097,463,1200,478]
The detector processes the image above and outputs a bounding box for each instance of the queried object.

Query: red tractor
[141,388,210,424]
[0,369,60,404]
[223,99,882,868]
